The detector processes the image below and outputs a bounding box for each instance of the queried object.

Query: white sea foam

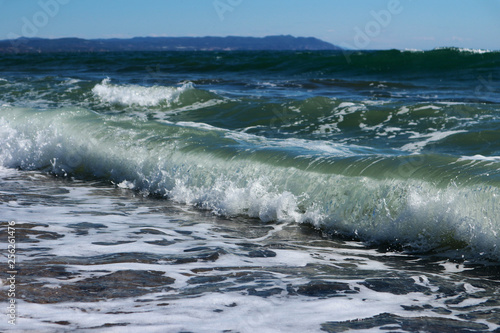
[413,105,441,111]
[396,106,410,115]
[3,164,499,332]
[92,78,194,106]
[169,177,306,223]
[459,155,500,162]
[337,102,366,112]
[173,120,378,157]
[1,106,500,259]
[436,101,468,106]
[400,130,467,152]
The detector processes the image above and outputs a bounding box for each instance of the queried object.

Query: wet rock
[437,282,466,297]
[174,229,192,235]
[432,307,453,315]
[235,242,261,248]
[20,265,76,280]
[67,222,108,229]
[183,282,234,296]
[92,323,130,329]
[144,239,176,246]
[247,287,284,297]
[92,240,136,246]
[77,252,164,265]
[401,304,433,312]
[184,246,216,252]
[67,222,108,235]
[135,228,168,235]
[174,257,198,264]
[234,273,255,283]
[187,275,227,285]
[178,247,226,262]
[247,249,277,258]
[457,308,500,325]
[198,251,221,261]
[360,278,430,295]
[295,280,354,297]
[401,305,425,311]
[321,313,490,332]
[0,222,63,242]
[19,270,175,303]
[36,232,65,240]
[287,284,298,296]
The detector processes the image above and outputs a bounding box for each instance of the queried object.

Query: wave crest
[1,106,500,260]
[91,78,194,107]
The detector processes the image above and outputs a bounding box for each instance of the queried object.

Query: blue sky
[1,0,499,50]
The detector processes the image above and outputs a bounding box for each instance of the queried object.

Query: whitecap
[92,78,194,107]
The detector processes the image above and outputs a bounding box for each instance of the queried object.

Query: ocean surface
[1,49,500,332]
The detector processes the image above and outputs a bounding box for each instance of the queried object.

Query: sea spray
[2,105,500,258]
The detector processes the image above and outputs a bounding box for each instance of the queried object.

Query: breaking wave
[1,106,500,259]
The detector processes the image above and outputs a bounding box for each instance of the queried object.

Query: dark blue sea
[1,49,500,332]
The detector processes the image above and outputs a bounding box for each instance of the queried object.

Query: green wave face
[1,49,499,259]
[1,105,500,258]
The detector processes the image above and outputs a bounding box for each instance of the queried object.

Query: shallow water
[1,168,500,332]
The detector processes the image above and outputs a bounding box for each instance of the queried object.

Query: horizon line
[0,35,496,52]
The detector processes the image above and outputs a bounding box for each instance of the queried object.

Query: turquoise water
[1,49,500,331]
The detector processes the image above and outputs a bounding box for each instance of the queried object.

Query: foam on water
[460,155,500,162]
[2,48,500,332]
[92,78,195,106]
[400,130,468,152]
[2,170,499,332]
[1,106,500,259]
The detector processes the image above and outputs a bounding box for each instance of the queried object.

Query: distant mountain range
[0,35,342,53]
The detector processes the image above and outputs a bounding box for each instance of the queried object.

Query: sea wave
[92,78,196,107]
[1,106,500,259]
